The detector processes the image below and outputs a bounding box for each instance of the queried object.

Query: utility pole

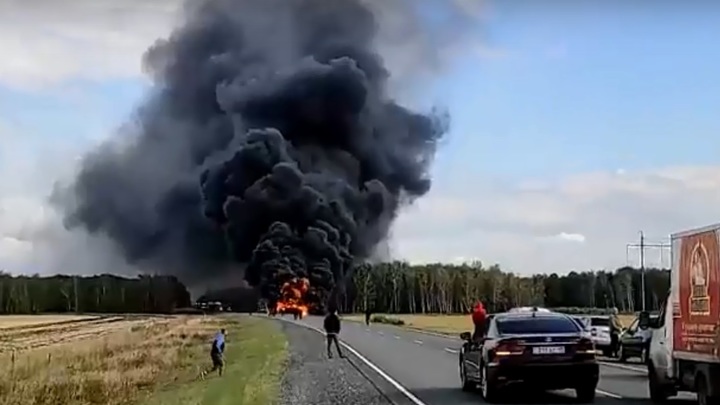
[626,231,670,311]
[74,275,79,313]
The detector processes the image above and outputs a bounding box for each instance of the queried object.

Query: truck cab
[644,224,720,405]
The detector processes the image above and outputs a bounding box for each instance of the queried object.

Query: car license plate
[532,346,565,355]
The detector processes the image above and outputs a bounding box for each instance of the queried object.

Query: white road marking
[394,335,401,339]
[294,320,428,405]
[599,361,646,373]
[378,331,384,335]
[286,319,623,404]
[596,389,623,398]
[413,340,423,345]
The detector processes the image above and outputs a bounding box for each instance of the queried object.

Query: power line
[625,231,670,311]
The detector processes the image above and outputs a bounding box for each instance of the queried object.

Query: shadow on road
[384,386,697,405]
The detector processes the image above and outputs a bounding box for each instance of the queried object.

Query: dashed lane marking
[599,361,646,373]
[413,340,423,345]
[444,348,458,354]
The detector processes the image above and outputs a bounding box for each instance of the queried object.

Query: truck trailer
[644,223,720,405]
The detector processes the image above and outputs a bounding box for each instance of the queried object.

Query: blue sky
[3,1,718,182]
[428,1,720,185]
[1,0,719,274]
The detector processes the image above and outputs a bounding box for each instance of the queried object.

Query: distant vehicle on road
[617,313,656,363]
[584,315,613,357]
[458,308,599,403]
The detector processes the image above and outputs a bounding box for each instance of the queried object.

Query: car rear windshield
[497,317,579,334]
[590,318,610,327]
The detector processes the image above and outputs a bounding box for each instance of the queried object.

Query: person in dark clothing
[364,307,372,326]
[201,329,226,379]
[323,309,344,358]
[609,308,623,357]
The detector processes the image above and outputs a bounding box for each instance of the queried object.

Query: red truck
[644,224,720,405]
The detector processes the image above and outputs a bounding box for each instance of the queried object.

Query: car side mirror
[638,311,650,329]
[460,332,471,341]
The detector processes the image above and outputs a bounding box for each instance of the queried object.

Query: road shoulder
[279,321,395,405]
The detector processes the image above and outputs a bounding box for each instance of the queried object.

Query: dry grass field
[344,313,637,336]
[0,315,101,330]
[0,314,287,405]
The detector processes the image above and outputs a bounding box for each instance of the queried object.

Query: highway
[294,316,696,405]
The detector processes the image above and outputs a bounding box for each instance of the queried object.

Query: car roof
[494,311,570,321]
[508,306,552,313]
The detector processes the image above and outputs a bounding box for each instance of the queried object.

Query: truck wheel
[480,364,500,402]
[697,374,720,405]
[648,363,670,403]
[575,383,597,403]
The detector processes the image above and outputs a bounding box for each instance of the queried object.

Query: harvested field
[0,315,156,353]
[0,315,100,330]
[0,314,286,405]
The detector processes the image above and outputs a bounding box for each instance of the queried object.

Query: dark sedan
[459,308,599,403]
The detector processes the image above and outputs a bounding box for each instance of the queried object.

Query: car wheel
[480,364,499,402]
[575,383,596,403]
[459,357,473,391]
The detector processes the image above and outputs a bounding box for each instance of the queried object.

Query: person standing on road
[323,308,344,358]
[471,301,488,342]
[201,329,226,379]
[364,307,372,326]
[609,308,623,357]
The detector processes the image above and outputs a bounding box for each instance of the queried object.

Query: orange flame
[275,278,310,317]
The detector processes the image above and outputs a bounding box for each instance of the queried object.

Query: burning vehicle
[271,278,311,319]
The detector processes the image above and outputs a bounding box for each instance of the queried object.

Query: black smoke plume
[59,0,448,304]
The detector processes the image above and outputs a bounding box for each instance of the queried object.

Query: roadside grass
[143,316,287,405]
[0,315,287,405]
[344,313,637,336]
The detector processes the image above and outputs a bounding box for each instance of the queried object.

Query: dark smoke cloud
[58,0,449,301]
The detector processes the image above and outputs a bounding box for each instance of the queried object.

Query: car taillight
[576,338,596,355]
[494,339,524,356]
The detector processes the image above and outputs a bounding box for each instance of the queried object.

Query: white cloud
[554,232,586,243]
[0,0,498,91]
[391,166,720,274]
[0,0,182,90]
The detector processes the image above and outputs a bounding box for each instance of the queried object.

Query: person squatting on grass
[201,329,226,379]
[323,308,344,358]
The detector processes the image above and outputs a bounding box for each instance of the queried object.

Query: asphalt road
[290,315,696,405]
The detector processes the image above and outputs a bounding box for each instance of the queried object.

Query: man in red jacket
[471,301,488,341]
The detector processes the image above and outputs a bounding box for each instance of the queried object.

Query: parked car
[584,315,614,357]
[618,313,657,363]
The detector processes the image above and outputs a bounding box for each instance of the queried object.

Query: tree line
[0,273,191,314]
[0,261,669,315]
[339,262,670,315]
